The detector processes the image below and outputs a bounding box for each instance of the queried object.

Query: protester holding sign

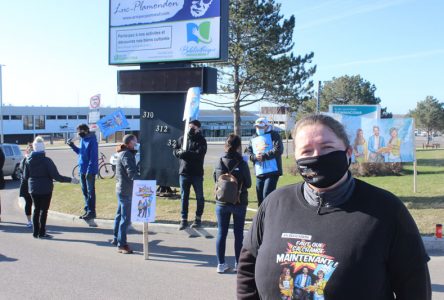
[67,124,99,220]
[173,119,207,230]
[213,134,251,273]
[112,134,139,254]
[245,117,283,206]
[237,114,431,299]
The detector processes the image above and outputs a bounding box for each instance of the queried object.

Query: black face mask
[296,150,351,188]
[78,132,87,138]
[188,128,196,136]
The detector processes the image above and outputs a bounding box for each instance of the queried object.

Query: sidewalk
[17,197,444,253]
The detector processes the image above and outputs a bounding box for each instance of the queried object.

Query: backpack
[215,159,242,204]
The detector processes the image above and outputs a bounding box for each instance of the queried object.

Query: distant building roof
[2,106,258,121]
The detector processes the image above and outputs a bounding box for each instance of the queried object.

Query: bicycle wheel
[72,165,80,179]
[99,163,116,179]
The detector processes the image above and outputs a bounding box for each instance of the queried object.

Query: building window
[11,115,21,120]
[68,115,77,120]
[2,115,9,120]
[57,115,67,120]
[78,115,87,120]
[46,115,56,120]
[23,115,34,130]
[35,115,45,130]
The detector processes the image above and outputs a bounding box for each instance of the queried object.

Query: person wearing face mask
[112,134,139,254]
[246,117,283,207]
[23,136,79,239]
[237,114,431,300]
[173,119,207,230]
[67,124,99,220]
[213,134,251,273]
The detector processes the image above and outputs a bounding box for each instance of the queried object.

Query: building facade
[0,106,259,143]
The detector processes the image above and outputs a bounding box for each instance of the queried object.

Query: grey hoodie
[115,148,138,196]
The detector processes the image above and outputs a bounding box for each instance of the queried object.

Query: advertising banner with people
[131,180,156,223]
[109,0,227,64]
[337,115,415,163]
[96,109,129,138]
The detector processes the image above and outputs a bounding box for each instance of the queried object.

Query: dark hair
[292,114,350,147]
[123,134,136,145]
[189,120,201,128]
[77,124,90,132]
[224,133,241,153]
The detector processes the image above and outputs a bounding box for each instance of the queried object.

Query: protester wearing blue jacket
[68,124,99,220]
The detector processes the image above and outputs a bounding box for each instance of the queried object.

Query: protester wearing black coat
[23,142,75,238]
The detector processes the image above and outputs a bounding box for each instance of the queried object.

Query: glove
[66,138,74,146]
[175,149,185,158]
[71,177,80,184]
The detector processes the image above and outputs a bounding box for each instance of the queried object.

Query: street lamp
[0,64,4,144]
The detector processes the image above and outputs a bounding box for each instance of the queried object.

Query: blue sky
[0,0,442,114]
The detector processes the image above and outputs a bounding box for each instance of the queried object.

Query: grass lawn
[51,149,444,234]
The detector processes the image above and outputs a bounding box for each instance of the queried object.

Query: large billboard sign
[109,0,228,65]
[330,114,415,163]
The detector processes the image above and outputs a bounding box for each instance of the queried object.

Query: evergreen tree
[203,0,316,135]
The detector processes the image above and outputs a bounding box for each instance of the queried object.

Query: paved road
[13,135,439,180]
[0,180,237,299]
[40,141,296,178]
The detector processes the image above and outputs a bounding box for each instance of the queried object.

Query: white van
[0,143,24,180]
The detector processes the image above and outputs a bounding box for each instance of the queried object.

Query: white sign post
[182,87,201,150]
[131,180,157,259]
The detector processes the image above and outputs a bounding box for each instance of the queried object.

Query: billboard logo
[190,0,214,17]
[187,22,212,44]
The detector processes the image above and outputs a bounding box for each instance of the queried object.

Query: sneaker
[117,245,133,254]
[26,221,33,228]
[82,213,96,220]
[110,239,118,246]
[79,212,88,219]
[178,220,188,230]
[190,218,202,229]
[217,263,230,273]
[38,234,53,239]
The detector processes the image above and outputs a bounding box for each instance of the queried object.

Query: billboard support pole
[413,160,417,193]
[413,119,417,193]
[316,81,321,113]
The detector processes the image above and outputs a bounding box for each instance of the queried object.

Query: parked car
[0,143,24,180]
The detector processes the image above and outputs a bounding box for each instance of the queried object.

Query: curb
[17,197,444,252]
[17,197,226,239]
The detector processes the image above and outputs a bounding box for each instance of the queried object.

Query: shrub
[350,162,404,177]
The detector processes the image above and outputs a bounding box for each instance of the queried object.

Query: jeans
[215,204,247,265]
[31,193,52,237]
[24,193,33,216]
[113,193,132,247]
[80,173,96,214]
[179,175,205,220]
[256,175,279,206]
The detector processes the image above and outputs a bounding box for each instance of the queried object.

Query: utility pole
[0,64,4,144]
[316,80,321,113]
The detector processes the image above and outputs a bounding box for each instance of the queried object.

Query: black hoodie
[173,132,207,176]
[23,151,71,195]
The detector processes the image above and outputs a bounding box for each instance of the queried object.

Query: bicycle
[72,152,116,180]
